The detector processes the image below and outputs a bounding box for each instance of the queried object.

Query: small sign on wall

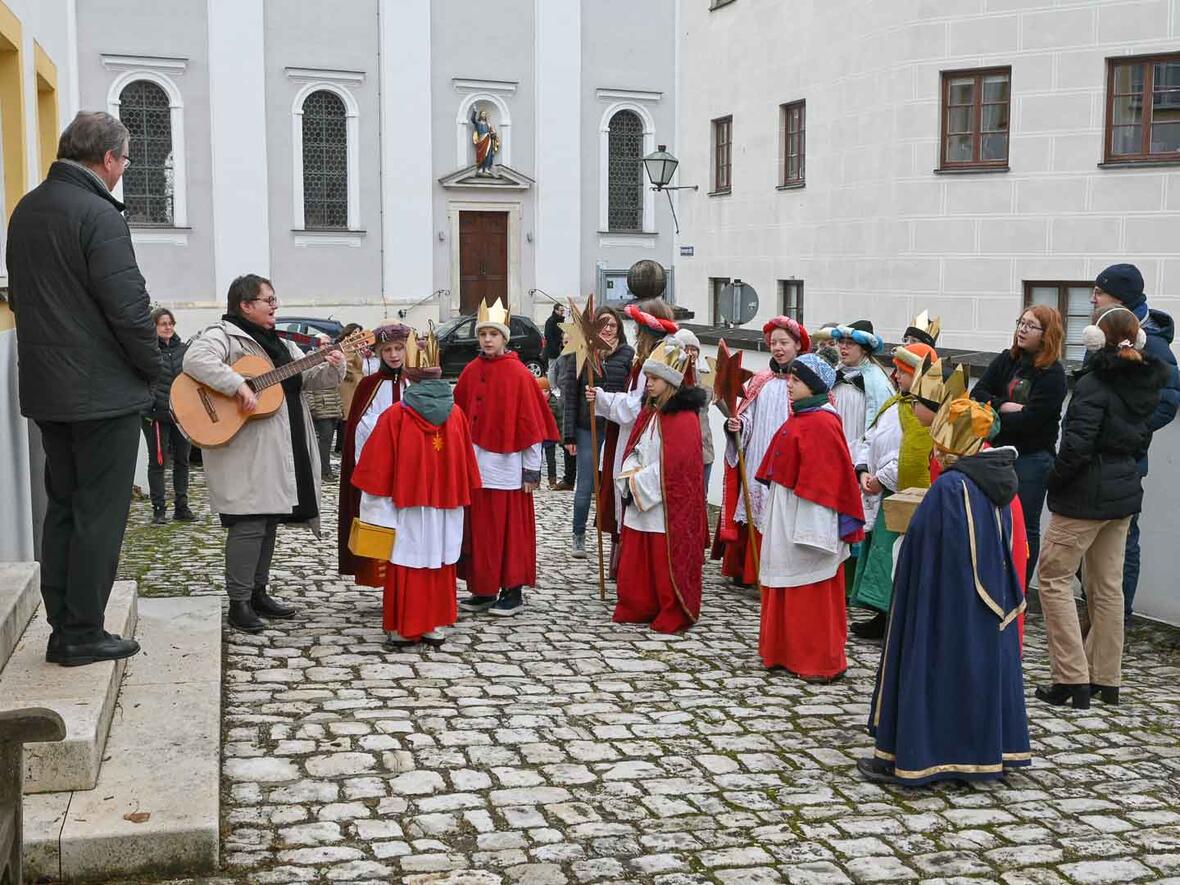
[679,245,695,257]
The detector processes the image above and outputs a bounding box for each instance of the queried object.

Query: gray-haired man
[7,111,160,666]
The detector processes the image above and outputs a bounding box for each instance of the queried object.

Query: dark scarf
[793,393,829,413]
[222,313,317,524]
[378,361,404,381]
[769,358,791,375]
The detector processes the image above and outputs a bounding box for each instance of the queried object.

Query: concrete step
[23,596,222,882]
[0,581,138,794]
[0,561,40,672]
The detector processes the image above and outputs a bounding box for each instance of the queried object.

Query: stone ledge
[0,561,39,671]
[24,595,222,881]
[0,581,138,794]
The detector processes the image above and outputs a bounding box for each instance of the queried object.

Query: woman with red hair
[970,304,1067,586]
[713,316,809,586]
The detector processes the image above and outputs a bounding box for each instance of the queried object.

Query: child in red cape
[452,300,559,616]
[610,337,709,633]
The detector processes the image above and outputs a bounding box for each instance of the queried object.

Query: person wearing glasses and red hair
[970,305,1067,587]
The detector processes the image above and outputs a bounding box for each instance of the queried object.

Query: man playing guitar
[182,274,346,632]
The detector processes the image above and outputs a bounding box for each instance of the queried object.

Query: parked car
[435,313,547,378]
[275,316,347,352]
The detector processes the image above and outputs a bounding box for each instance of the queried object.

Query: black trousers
[36,414,140,643]
[141,418,191,511]
[313,418,336,478]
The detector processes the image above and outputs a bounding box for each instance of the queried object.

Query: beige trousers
[1036,513,1132,686]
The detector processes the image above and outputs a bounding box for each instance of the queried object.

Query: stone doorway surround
[446,200,523,319]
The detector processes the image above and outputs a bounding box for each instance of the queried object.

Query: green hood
[403,379,454,426]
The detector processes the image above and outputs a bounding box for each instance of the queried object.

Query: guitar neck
[249,346,336,392]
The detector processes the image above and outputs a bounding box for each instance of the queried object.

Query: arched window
[301,90,348,229]
[607,110,644,232]
[119,80,173,225]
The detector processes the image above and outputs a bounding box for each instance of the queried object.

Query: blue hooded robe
[867,448,1031,785]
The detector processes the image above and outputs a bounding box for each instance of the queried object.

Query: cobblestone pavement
[122,459,1180,885]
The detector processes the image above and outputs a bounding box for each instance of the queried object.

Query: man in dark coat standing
[1090,263,1180,620]
[7,111,160,666]
[543,303,565,363]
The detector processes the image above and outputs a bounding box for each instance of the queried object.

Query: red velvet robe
[755,407,865,677]
[351,400,482,638]
[614,402,708,633]
[452,352,559,595]
[339,371,403,585]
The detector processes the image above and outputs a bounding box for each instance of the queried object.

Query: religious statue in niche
[470,105,501,175]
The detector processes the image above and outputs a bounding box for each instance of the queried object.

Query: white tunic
[725,375,790,526]
[758,484,849,588]
[832,382,867,456]
[359,492,464,569]
[354,378,406,464]
[474,444,543,491]
[851,401,902,531]
[595,369,646,523]
[616,417,665,534]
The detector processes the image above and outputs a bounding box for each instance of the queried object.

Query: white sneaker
[572,535,587,559]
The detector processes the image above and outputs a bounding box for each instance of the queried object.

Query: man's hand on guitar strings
[235,382,258,415]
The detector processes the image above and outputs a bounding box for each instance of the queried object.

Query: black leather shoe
[856,757,899,785]
[173,504,197,522]
[152,508,168,525]
[45,632,64,663]
[1090,684,1120,705]
[851,612,887,640]
[252,587,297,619]
[53,635,141,667]
[1035,683,1091,709]
[228,600,266,633]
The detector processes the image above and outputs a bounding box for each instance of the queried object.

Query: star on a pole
[710,338,753,419]
[560,293,613,381]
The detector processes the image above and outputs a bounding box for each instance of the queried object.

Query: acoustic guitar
[171,329,375,448]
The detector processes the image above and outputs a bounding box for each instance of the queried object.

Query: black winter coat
[1046,350,1169,521]
[7,161,159,422]
[970,350,1067,456]
[146,335,188,421]
[561,343,635,442]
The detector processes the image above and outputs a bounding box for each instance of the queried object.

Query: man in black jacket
[8,111,160,667]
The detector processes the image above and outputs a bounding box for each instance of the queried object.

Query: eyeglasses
[120,155,132,168]
[251,296,280,307]
[1016,320,1043,332]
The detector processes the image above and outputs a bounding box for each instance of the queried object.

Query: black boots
[152,508,167,525]
[174,503,196,521]
[1035,683,1091,709]
[252,586,297,619]
[1090,684,1120,705]
[228,600,266,633]
[851,612,887,640]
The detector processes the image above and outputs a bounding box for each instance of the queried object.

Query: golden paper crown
[476,298,511,336]
[911,357,968,408]
[405,329,440,370]
[930,395,998,457]
[642,335,692,388]
[908,310,942,344]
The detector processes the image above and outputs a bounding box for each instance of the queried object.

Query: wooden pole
[735,437,762,595]
[588,361,607,601]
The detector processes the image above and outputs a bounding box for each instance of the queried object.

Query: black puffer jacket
[7,161,159,421]
[561,343,635,442]
[970,350,1067,455]
[1046,350,1169,520]
[146,335,188,421]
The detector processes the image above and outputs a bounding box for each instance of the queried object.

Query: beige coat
[182,320,346,534]
[339,350,364,416]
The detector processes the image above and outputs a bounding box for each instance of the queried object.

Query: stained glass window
[608,110,643,232]
[119,80,173,225]
[302,90,348,229]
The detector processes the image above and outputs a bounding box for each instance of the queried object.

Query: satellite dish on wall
[718,279,759,326]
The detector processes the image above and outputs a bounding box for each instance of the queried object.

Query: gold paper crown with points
[641,335,692,389]
[405,329,441,369]
[930,395,999,457]
[911,356,967,409]
[905,310,942,346]
[476,298,511,337]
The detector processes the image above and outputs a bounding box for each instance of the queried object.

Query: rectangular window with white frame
[710,276,731,325]
[779,279,804,324]
[1024,281,1091,361]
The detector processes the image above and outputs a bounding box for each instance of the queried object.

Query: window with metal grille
[302,90,348,229]
[607,110,644,232]
[119,80,173,225]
